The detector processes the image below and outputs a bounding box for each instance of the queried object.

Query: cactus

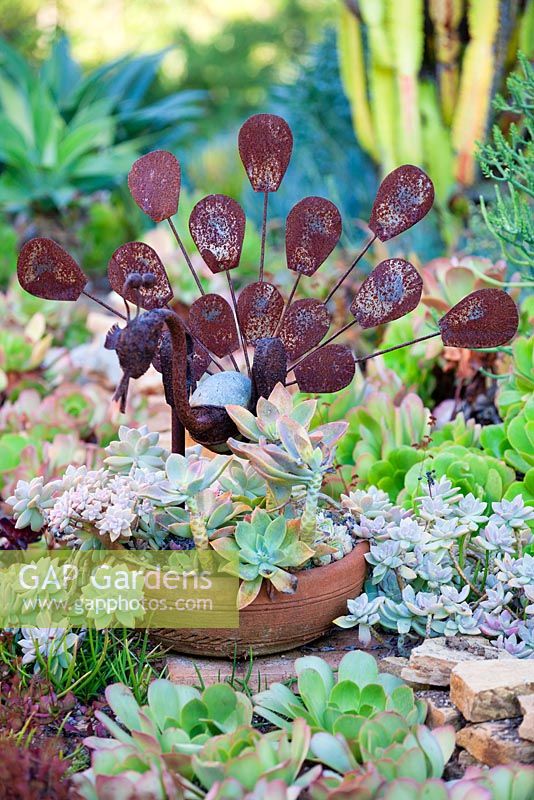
[338,0,528,198]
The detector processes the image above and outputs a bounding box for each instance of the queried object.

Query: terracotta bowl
[150,541,369,658]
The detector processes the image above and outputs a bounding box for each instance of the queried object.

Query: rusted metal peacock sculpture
[17,114,519,455]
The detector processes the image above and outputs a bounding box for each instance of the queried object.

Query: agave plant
[210,508,315,608]
[0,36,202,212]
[254,651,425,737]
[16,114,519,463]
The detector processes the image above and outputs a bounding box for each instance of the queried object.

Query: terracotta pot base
[150,541,369,658]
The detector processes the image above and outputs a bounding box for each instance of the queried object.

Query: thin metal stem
[229,351,241,372]
[285,331,441,386]
[259,191,269,282]
[171,408,185,456]
[82,290,126,320]
[226,270,251,376]
[325,233,377,303]
[167,217,205,295]
[273,272,301,337]
[355,331,440,363]
[287,319,357,373]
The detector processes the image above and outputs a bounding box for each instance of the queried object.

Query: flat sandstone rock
[519,695,534,742]
[401,637,511,687]
[451,660,534,722]
[456,718,534,766]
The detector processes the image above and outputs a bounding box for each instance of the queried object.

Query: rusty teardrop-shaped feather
[108,242,173,310]
[279,299,330,361]
[17,238,87,301]
[237,282,285,345]
[439,289,519,349]
[238,113,293,192]
[188,294,240,358]
[191,344,212,382]
[294,345,355,393]
[369,165,434,242]
[128,150,181,222]
[286,196,342,276]
[350,258,423,328]
[189,194,245,273]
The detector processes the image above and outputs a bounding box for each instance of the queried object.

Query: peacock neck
[160,309,196,429]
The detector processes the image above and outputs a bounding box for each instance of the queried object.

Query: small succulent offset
[7,476,59,532]
[333,594,385,645]
[211,508,315,608]
[254,651,426,734]
[165,488,249,543]
[17,627,79,680]
[104,424,168,473]
[145,451,230,549]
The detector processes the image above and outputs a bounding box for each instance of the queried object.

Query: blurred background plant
[476,53,534,278]
[337,0,534,225]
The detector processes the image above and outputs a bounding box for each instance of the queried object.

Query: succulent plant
[0,314,53,392]
[74,759,187,800]
[145,452,230,549]
[229,413,347,544]
[7,475,60,532]
[218,460,266,504]
[308,763,384,800]
[82,679,253,788]
[491,496,534,529]
[496,335,534,419]
[43,466,159,548]
[404,445,516,506]
[309,712,455,782]
[17,627,79,680]
[421,256,517,313]
[165,488,249,543]
[335,477,534,653]
[105,425,168,473]
[211,508,315,608]
[254,651,426,735]
[333,594,386,645]
[226,383,317,444]
[205,777,304,800]
[0,738,72,800]
[191,718,319,794]
[308,762,534,800]
[341,487,393,520]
